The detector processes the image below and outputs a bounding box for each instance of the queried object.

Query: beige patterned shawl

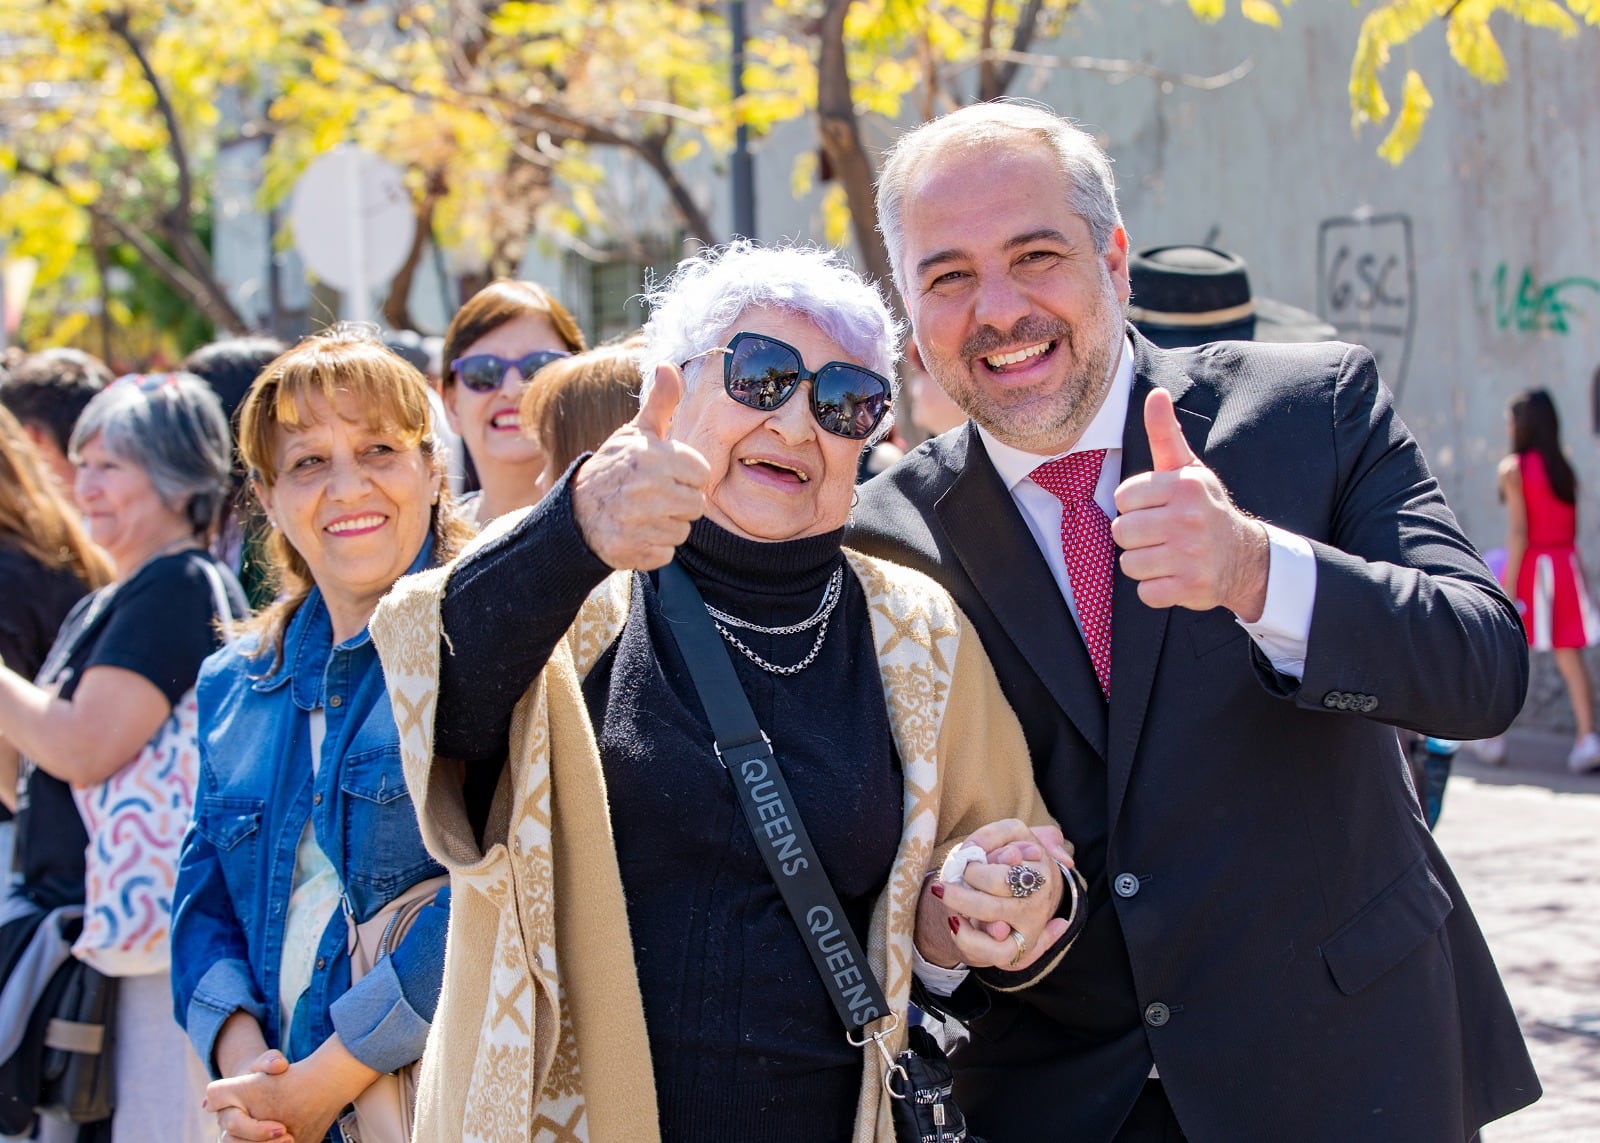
[371,519,1055,1143]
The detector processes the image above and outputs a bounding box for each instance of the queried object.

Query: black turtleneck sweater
[434,478,901,1142]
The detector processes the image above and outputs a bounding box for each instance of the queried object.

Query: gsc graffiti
[1492,264,1600,336]
[1317,213,1416,397]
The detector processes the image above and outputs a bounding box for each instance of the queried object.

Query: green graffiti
[1493,264,1600,335]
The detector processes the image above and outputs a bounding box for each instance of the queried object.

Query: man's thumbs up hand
[1144,387,1198,472]
[1111,388,1270,620]
[572,363,711,570]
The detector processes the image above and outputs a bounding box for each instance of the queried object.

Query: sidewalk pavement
[1435,728,1600,1140]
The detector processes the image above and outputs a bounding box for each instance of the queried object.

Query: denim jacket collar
[251,535,435,707]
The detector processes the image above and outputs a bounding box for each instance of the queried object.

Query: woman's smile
[737,454,814,486]
[324,512,388,537]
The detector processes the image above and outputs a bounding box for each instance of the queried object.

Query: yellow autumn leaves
[1353,0,1600,164]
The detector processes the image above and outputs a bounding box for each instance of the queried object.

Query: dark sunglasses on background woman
[683,331,892,440]
[451,349,571,393]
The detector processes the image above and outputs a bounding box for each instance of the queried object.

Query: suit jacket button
[1362,695,1379,713]
[1144,1002,1171,1028]
[1114,873,1141,898]
[1323,692,1342,709]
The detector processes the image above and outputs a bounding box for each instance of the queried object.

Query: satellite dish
[289,146,416,321]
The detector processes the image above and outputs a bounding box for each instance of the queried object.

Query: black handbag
[38,955,117,1124]
[0,906,116,1134]
[657,560,979,1143]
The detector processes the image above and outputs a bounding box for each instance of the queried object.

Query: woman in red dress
[1499,389,1600,772]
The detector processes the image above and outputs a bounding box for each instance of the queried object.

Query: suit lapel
[1106,334,1211,829]
[936,425,1109,758]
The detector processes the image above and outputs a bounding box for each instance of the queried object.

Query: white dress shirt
[976,337,1318,677]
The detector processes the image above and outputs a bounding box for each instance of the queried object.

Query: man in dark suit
[853,102,1540,1141]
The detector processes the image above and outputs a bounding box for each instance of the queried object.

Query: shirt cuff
[912,942,970,997]
[186,958,269,1078]
[329,954,431,1075]
[1237,524,1316,679]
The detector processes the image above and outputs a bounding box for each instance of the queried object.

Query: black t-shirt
[12,550,246,909]
[0,543,91,826]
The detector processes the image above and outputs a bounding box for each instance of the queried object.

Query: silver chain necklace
[704,566,843,634]
[705,566,845,675]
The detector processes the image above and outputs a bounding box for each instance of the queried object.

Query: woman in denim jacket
[171,327,474,1143]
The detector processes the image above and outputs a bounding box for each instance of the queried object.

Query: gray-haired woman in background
[0,373,247,1143]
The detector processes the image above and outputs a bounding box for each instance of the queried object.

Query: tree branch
[961,49,1255,91]
[13,158,249,334]
[816,0,896,296]
[978,0,999,104]
[104,8,195,227]
[628,135,715,247]
[985,0,1054,99]
[345,58,715,246]
[101,8,248,331]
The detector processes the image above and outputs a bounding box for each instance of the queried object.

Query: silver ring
[1007,862,1047,898]
[1008,928,1029,967]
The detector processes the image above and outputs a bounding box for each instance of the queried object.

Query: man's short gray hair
[69,372,233,536]
[640,240,904,444]
[876,101,1124,297]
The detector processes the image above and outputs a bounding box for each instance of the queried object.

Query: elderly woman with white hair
[371,241,1080,1142]
[0,372,246,1142]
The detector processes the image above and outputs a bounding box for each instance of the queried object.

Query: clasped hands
[206,1033,379,1143]
[206,1049,306,1143]
[918,819,1075,973]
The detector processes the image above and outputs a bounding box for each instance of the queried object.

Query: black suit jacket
[851,330,1540,1142]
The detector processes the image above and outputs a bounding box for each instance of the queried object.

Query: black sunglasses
[450,349,571,393]
[684,331,892,441]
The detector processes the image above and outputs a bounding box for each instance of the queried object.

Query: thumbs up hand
[1111,388,1270,620]
[572,363,712,570]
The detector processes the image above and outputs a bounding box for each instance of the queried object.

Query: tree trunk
[816,0,897,298]
[484,148,548,281]
[382,171,446,331]
[979,0,1064,103]
[978,0,999,104]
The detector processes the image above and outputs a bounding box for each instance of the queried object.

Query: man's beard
[924,274,1124,454]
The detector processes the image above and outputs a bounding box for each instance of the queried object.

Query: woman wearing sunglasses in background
[439,279,586,526]
[372,242,1077,1142]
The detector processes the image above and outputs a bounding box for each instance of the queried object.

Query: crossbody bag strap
[194,553,244,625]
[656,559,893,1032]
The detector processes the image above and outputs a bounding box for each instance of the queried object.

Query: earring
[851,487,861,510]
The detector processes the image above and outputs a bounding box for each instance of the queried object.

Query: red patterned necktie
[1032,449,1114,697]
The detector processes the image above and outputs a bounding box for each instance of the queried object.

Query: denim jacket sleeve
[171,775,271,1077]
[328,885,450,1074]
